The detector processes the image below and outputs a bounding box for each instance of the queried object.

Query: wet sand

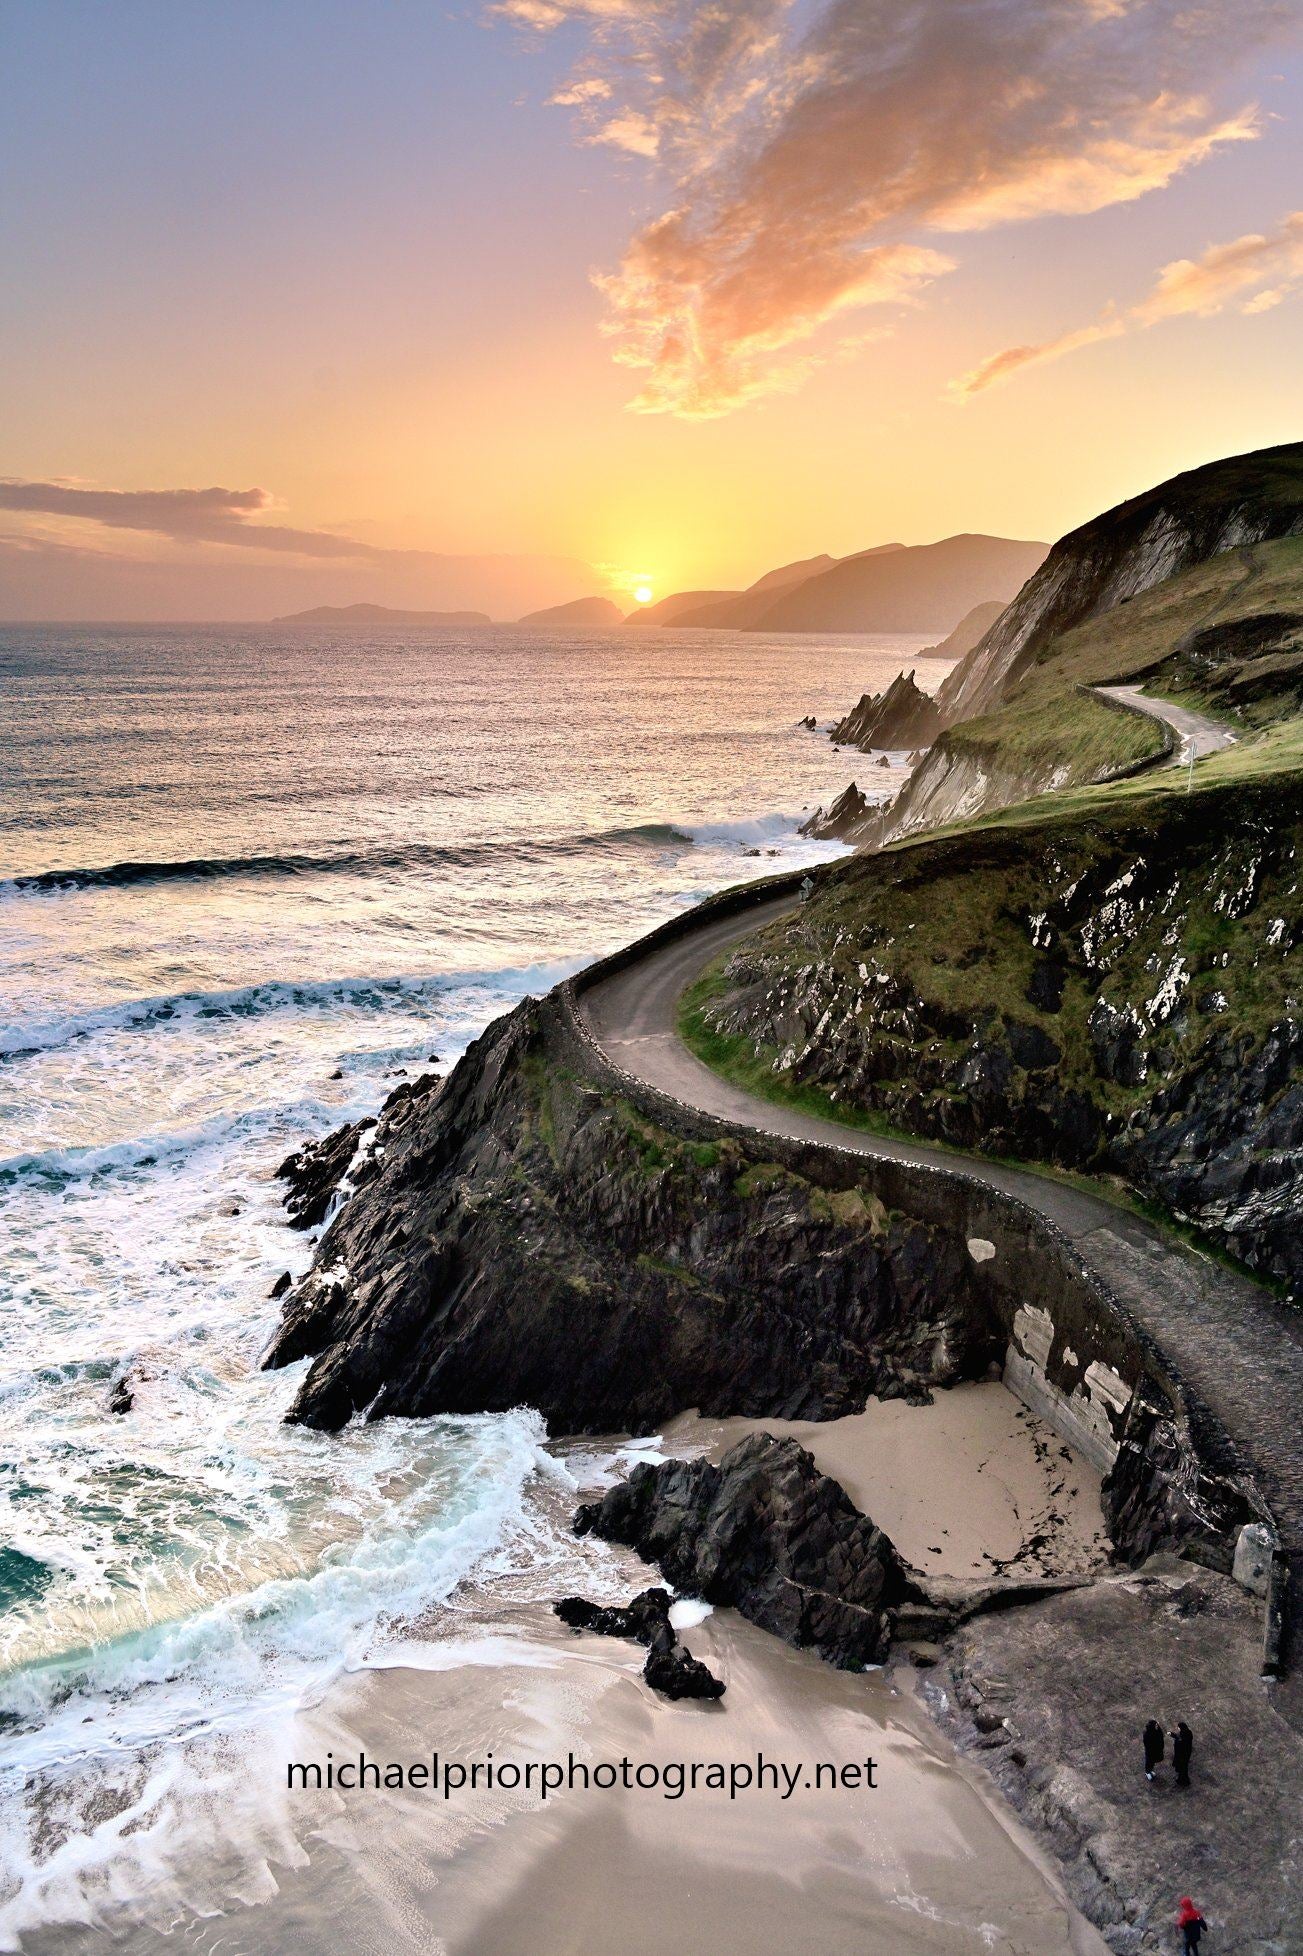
[13,1386,1111,1954]
[32,1602,1104,1956]
[663,1379,1109,1581]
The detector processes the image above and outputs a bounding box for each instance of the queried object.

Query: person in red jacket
[1176,1896,1208,1951]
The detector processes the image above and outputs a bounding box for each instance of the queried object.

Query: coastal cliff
[687,778,1302,1301]
[265,994,1003,1434]
[870,442,1303,841]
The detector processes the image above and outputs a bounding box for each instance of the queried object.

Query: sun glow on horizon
[633,583,654,604]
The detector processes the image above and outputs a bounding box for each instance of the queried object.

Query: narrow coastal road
[579,894,1303,1688]
[1092,683,1238,765]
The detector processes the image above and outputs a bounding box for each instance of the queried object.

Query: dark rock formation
[698,785,1302,1299]
[1102,1385,1261,1570]
[553,1586,725,1698]
[642,1643,726,1700]
[554,1587,674,1649]
[798,782,872,841]
[830,670,944,751]
[276,1072,442,1230]
[575,1433,912,1668]
[277,1120,374,1230]
[107,1375,134,1415]
[265,999,1001,1432]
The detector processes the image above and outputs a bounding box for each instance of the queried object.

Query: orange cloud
[499,0,1293,417]
[953,208,1303,397]
[1135,209,1303,321]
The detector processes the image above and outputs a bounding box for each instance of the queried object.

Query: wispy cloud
[953,207,1303,397]
[498,0,1294,417]
[0,481,376,558]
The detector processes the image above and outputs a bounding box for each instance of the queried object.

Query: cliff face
[265,995,1003,1433]
[858,444,1303,844]
[691,781,1302,1300]
[938,442,1303,724]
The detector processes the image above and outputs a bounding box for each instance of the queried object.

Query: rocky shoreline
[261,898,1295,1949]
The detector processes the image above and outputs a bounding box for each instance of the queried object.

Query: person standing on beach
[1143,1719,1165,1781]
[1176,1896,1208,1950]
[1172,1721,1194,1787]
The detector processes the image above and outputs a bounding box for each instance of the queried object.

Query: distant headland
[271,603,491,626]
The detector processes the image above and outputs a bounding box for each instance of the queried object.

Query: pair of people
[1142,1717,1194,1785]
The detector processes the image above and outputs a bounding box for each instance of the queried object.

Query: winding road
[579,886,1303,1692]
[1092,683,1238,765]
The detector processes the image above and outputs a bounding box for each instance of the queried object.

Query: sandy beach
[662,1379,1110,1583]
[19,1600,1106,1956]
[11,1382,1112,1954]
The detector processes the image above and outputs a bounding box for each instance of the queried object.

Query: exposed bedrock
[798,781,870,841]
[266,965,1269,1594]
[699,789,1302,1301]
[938,441,1303,724]
[265,996,1005,1434]
[553,1586,726,1698]
[575,1433,913,1668]
[830,669,944,751]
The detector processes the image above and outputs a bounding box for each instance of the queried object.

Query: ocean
[0,619,947,1942]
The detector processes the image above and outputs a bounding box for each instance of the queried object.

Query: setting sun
[634,584,653,605]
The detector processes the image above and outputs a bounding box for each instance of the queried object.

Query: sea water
[0,620,943,1941]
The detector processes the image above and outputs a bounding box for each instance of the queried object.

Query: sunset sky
[2,0,1302,618]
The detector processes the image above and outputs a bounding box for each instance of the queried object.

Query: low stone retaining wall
[557,875,1280,1661]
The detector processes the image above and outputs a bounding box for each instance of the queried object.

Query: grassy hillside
[925,533,1303,803]
[681,454,1303,1298]
[684,753,1302,1296]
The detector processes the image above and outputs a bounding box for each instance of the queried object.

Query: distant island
[629,535,1046,636]
[516,595,625,627]
[271,603,491,626]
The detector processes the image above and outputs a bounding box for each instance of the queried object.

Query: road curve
[1092,684,1238,765]
[579,890,1303,1681]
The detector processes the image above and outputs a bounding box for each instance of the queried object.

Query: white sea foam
[0,621,941,1944]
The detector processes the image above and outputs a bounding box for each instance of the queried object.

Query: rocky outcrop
[277,1119,375,1229]
[938,441,1303,723]
[696,782,1303,1300]
[575,1432,913,1668]
[642,1641,727,1699]
[798,782,872,841]
[831,670,943,751]
[554,1587,675,1647]
[553,1586,726,1698]
[264,995,1005,1432]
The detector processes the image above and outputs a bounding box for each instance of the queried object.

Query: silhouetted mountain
[518,595,625,626]
[651,548,899,632]
[749,535,1046,634]
[624,589,737,626]
[918,600,1008,658]
[272,603,491,626]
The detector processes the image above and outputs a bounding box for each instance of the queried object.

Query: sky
[1,0,1302,620]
